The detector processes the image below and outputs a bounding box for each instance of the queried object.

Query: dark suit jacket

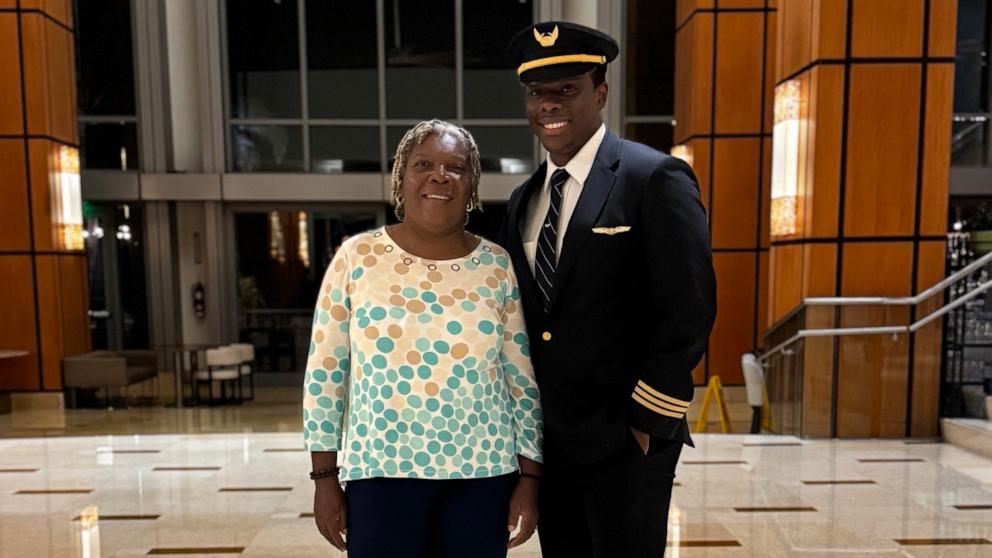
[497,131,716,466]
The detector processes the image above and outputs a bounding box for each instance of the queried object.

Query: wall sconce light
[770,80,801,237]
[54,146,84,250]
[670,144,693,169]
[297,211,310,268]
[268,211,286,264]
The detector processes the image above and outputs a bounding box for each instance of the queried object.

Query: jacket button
[542,331,552,341]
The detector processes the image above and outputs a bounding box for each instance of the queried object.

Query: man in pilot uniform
[498,21,717,558]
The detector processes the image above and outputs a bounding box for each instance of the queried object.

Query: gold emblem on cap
[533,25,559,48]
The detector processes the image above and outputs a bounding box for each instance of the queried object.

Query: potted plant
[966,202,992,255]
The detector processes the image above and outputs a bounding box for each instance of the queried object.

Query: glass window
[306,0,379,119]
[625,0,676,116]
[310,126,381,173]
[389,125,532,174]
[232,125,304,172]
[463,1,532,119]
[387,125,411,171]
[235,210,377,372]
[952,119,988,166]
[954,0,989,114]
[227,0,302,118]
[384,0,455,118]
[223,0,536,173]
[625,122,675,154]
[468,126,534,174]
[80,123,139,170]
[84,203,149,350]
[75,0,136,116]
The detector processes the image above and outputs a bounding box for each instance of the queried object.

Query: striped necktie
[536,168,569,313]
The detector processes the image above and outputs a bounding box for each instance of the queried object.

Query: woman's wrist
[309,466,340,481]
[518,471,542,482]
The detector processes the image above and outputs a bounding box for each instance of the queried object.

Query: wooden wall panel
[688,14,714,139]
[760,136,771,247]
[910,240,944,437]
[688,138,711,213]
[45,15,76,143]
[44,0,74,29]
[27,139,55,252]
[836,315,909,438]
[841,242,914,297]
[809,66,843,238]
[676,0,714,29]
[851,0,924,58]
[778,0,812,81]
[0,256,40,391]
[920,64,953,236]
[59,254,90,360]
[712,139,760,249]
[763,12,777,133]
[20,0,70,23]
[34,255,64,391]
[802,306,836,437]
[715,12,764,133]
[811,0,846,60]
[769,244,802,323]
[929,0,958,57]
[756,251,769,344]
[0,140,31,251]
[20,14,50,137]
[844,65,920,237]
[20,14,76,143]
[0,15,22,136]
[712,252,755,384]
[674,17,689,143]
[802,242,836,297]
[719,0,765,7]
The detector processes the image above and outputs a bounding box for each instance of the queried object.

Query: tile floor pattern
[0,433,990,557]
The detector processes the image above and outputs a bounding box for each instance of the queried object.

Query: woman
[303,120,543,558]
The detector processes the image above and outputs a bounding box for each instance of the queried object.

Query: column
[674,0,777,385]
[0,0,89,396]
[768,0,956,437]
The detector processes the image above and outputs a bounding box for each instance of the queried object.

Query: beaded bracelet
[309,467,340,481]
[519,472,542,482]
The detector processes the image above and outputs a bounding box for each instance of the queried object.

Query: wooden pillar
[674,0,777,385]
[0,0,89,394]
[768,0,956,437]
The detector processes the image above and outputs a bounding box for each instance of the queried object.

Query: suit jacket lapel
[549,132,621,312]
[507,163,546,321]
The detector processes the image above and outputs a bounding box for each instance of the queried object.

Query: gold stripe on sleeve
[634,386,690,413]
[632,392,685,419]
[636,381,691,408]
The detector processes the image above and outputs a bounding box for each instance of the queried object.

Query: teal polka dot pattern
[302,227,543,482]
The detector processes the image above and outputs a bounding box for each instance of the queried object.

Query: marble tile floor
[1,428,991,557]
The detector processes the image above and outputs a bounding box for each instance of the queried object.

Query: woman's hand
[631,426,650,455]
[314,479,347,551]
[507,476,539,549]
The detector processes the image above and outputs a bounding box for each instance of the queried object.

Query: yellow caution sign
[761,383,773,432]
[694,375,732,433]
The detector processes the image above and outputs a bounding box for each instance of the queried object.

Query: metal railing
[758,249,992,364]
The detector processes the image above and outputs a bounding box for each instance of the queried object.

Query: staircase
[942,396,992,460]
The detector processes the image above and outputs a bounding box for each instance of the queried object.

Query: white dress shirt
[521,124,607,276]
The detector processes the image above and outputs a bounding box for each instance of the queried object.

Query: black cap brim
[519,62,600,84]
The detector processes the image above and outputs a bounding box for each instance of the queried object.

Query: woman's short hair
[390,119,482,221]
